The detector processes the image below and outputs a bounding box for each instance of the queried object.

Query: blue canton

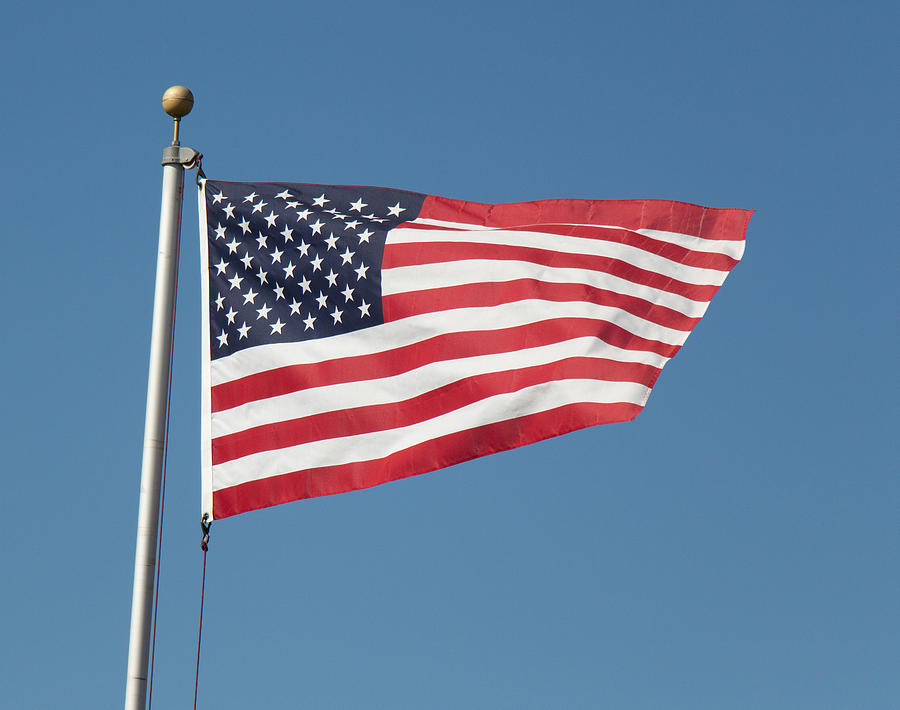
[204,181,426,360]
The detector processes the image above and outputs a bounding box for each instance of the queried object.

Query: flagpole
[124,86,200,710]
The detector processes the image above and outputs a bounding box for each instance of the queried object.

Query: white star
[256,232,268,249]
[286,201,300,209]
[264,211,278,227]
[297,240,310,257]
[309,219,325,235]
[358,299,371,317]
[256,303,272,320]
[223,203,236,219]
[243,288,258,305]
[330,306,343,324]
[354,263,369,280]
[270,246,284,264]
[240,252,254,270]
[340,247,355,265]
[251,201,268,214]
[238,218,251,235]
[216,331,228,347]
[283,261,296,278]
[325,269,339,287]
[324,232,340,250]
[371,217,388,223]
[296,208,311,222]
[387,202,406,217]
[362,212,375,220]
[214,258,228,275]
[315,291,328,309]
[214,293,225,310]
[225,237,240,254]
[237,322,251,339]
[349,198,367,212]
[289,298,303,316]
[212,191,225,204]
[225,307,237,324]
[344,220,360,230]
[310,254,324,272]
[243,192,258,203]
[269,318,286,334]
[280,225,294,242]
[273,284,285,300]
[357,228,373,243]
[298,275,312,293]
[341,284,354,302]
[312,193,329,207]
[303,313,316,331]
[214,223,227,240]
[275,189,291,200]
[255,266,269,284]
[227,273,244,290]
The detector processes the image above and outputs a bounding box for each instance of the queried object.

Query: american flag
[199,180,750,519]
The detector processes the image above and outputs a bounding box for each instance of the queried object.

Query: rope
[193,519,210,710]
[146,250,179,709]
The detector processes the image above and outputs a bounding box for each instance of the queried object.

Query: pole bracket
[162,145,202,168]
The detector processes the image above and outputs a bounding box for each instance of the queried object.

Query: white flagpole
[124,86,200,710]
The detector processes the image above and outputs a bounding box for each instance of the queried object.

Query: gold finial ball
[162,85,194,118]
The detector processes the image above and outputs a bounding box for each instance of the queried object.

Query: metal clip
[195,156,206,187]
[200,513,211,552]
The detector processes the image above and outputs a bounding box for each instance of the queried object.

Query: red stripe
[383,278,701,332]
[212,357,660,465]
[418,195,752,241]
[401,222,739,271]
[384,241,720,302]
[211,318,679,412]
[212,401,644,518]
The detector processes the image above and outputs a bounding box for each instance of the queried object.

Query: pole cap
[162,85,194,118]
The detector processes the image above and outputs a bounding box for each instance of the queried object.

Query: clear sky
[2,1,897,708]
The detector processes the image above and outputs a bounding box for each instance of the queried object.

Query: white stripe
[210,298,694,387]
[639,228,745,261]
[211,378,650,490]
[211,335,669,437]
[389,226,730,286]
[382,259,711,317]
[409,218,745,260]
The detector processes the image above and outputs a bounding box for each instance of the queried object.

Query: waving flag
[199,180,750,519]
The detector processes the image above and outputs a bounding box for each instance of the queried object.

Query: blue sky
[1,1,897,707]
